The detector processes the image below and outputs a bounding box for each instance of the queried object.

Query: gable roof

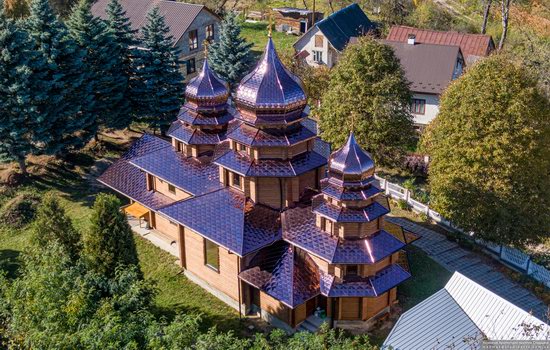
[304,3,375,52]
[383,40,461,95]
[384,272,550,349]
[91,0,214,44]
[387,25,494,64]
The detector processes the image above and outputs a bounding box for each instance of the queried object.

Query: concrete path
[128,217,180,259]
[388,217,548,320]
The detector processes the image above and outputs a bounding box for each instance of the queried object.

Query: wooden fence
[374,174,550,288]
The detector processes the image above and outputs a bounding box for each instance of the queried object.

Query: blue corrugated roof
[316,3,375,51]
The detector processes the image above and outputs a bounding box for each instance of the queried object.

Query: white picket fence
[374,174,550,288]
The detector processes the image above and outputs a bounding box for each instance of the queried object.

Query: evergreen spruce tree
[0,1,49,174]
[31,192,81,261]
[207,11,253,88]
[132,6,183,132]
[66,0,126,139]
[83,193,140,278]
[26,0,93,155]
[104,0,135,129]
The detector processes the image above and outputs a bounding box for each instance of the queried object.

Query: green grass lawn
[398,245,453,311]
[0,146,243,334]
[240,21,298,57]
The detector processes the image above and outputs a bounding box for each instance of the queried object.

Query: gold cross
[268,12,273,37]
[203,39,209,57]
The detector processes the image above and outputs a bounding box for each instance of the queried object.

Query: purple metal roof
[240,244,321,308]
[282,206,405,264]
[177,107,234,126]
[322,264,411,297]
[227,121,316,147]
[312,195,390,223]
[185,59,229,110]
[235,37,307,126]
[98,159,174,211]
[320,178,381,201]
[97,134,176,210]
[167,120,225,145]
[129,137,222,196]
[214,149,327,177]
[159,188,281,256]
[329,132,375,181]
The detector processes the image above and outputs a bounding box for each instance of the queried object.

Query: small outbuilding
[383,272,550,349]
[272,7,323,34]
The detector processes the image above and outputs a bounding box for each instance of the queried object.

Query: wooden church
[99,33,415,331]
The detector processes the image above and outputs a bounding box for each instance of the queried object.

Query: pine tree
[207,11,253,88]
[132,6,183,132]
[31,192,81,261]
[83,193,140,278]
[0,1,49,175]
[66,0,126,139]
[104,0,135,129]
[25,0,93,155]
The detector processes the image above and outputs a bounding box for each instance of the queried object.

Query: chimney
[407,34,416,45]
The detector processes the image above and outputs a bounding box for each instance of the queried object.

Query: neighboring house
[272,7,323,34]
[91,0,220,81]
[383,37,465,128]
[293,3,376,68]
[98,36,418,333]
[383,272,550,349]
[387,25,494,65]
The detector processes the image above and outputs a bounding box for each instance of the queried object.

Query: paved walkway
[128,217,180,259]
[388,217,548,320]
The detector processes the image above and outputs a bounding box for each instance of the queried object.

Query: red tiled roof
[387,25,494,62]
[92,0,212,44]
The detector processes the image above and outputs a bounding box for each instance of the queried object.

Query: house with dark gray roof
[91,0,220,81]
[383,38,465,128]
[293,3,376,68]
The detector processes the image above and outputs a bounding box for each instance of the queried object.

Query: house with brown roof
[383,37,465,128]
[92,0,220,81]
[387,25,494,65]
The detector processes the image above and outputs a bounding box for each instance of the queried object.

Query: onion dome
[185,59,230,113]
[328,132,375,186]
[235,37,307,126]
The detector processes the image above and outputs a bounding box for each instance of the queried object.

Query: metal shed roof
[383,272,550,349]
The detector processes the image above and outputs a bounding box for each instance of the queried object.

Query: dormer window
[346,265,358,276]
[238,143,247,153]
[233,173,241,187]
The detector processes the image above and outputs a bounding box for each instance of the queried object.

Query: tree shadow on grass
[150,303,242,333]
[0,249,22,279]
[28,161,98,207]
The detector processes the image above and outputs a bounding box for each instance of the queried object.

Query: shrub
[418,212,429,222]
[397,199,408,210]
[0,192,41,228]
[402,154,429,176]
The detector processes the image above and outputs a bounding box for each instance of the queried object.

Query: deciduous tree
[421,55,550,246]
[318,37,415,165]
[208,11,253,88]
[131,6,184,132]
